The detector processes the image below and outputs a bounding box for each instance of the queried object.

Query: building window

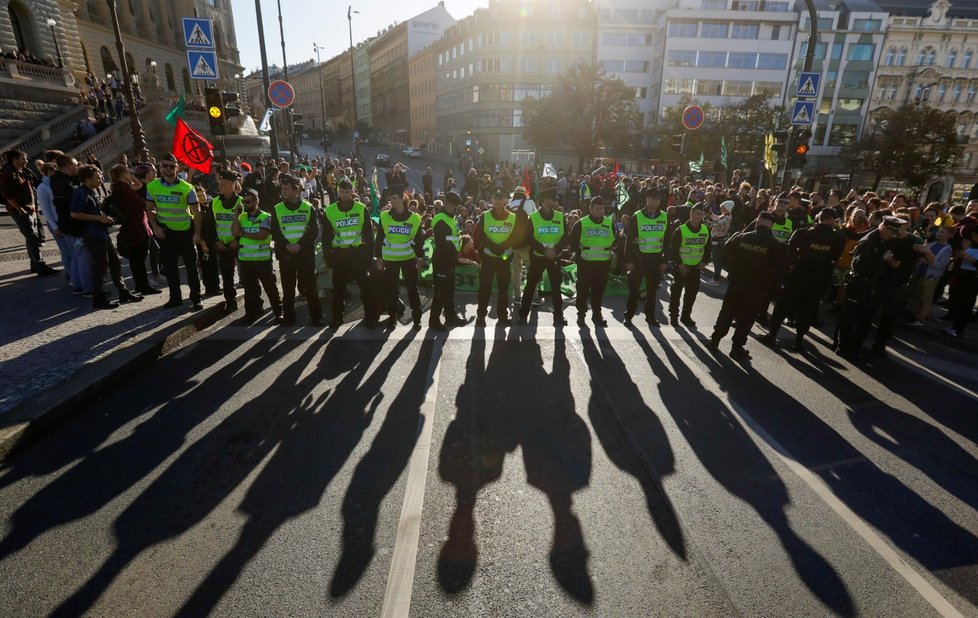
[545,31,564,45]
[635,87,648,98]
[701,23,728,38]
[757,52,787,69]
[545,57,561,73]
[701,0,726,8]
[727,52,757,68]
[730,23,759,39]
[573,31,590,46]
[664,78,694,94]
[723,81,753,96]
[695,79,723,96]
[802,17,834,30]
[100,46,117,76]
[847,43,875,62]
[852,19,881,31]
[937,83,947,102]
[952,83,962,102]
[601,33,626,46]
[667,50,697,67]
[520,32,537,45]
[754,81,780,96]
[771,25,782,40]
[964,49,974,69]
[668,21,698,37]
[841,71,869,89]
[967,84,977,103]
[884,47,895,66]
[828,124,857,146]
[896,48,907,66]
[165,63,175,91]
[513,109,523,128]
[825,70,838,90]
[837,98,863,111]
[766,1,790,10]
[697,51,727,67]
[182,68,191,93]
[799,41,828,60]
[519,57,536,72]
[831,44,843,61]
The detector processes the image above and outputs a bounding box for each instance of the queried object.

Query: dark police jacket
[723,227,785,292]
[787,223,845,287]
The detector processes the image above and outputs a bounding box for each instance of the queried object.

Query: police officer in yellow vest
[474,186,517,327]
[206,170,242,312]
[429,191,466,331]
[272,174,322,326]
[667,203,711,327]
[519,186,568,326]
[145,154,204,311]
[374,184,425,328]
[323,178,377,328]
[769,195,794,244]
[569,196,613,327]
[231,188,283,323]
[622,186,672,327]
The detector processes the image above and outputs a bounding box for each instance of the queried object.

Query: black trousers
[950,271,977,333]
[576,260,610,317]
[520,254,563,318]
[159,228,200,303]
[125,237,150,292]
[238,260,282,316]
[669,266,701,318]
[331,253,374,321]
[199,239,220,293]
[770,275,825,341]
[85,237,124,299]
[430,263,456,323]
[712,285,767,348]
[477,255,512,318]
[281,254,322,321]
[382,259,421,320]
[215,247,237,303]
[625,254,665,319]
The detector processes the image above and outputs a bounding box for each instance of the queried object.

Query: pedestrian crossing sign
[187,50,219,80]
[791,100,815,126]
[182,18,214,49]
[796,71,821,98]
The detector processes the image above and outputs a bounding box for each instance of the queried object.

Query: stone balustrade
[0,60,75,88]
[0,105,91,155]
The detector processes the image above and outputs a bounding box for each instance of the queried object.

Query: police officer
[207,170,242,312]
[375,184,425,328]
[145,153,203,311]
[519,186,567,326]
[769,194,794,243]
[323,178,376,328]
[429,191,466,331]
[622,186,671,327]
[761,208,844,352]
[475,186,517,327]
[569,195,613,327]
[667,203,711,327]
[232,188,282,323]
[708,212,784,360]
[272,173,322,326]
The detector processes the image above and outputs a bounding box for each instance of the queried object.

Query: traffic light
[292,112,304,136]
[771,131,787,155]
[672,133,687,156]
[221,92,241,118]
[205,87,225,136]
[790,128,812,167]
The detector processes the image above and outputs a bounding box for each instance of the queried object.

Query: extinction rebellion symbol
[182,131,212,166]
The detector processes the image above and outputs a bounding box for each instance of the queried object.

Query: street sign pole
[254,0,278,159]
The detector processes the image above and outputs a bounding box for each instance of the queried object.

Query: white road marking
[381,338,445,618]
[666,338,966,618]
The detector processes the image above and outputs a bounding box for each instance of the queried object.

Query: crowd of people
[3,144,977,359]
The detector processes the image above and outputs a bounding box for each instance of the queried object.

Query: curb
[0,301,230,466]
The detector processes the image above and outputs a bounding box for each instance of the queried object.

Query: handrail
[0,104,90,154]
[70,121,132,162]
[0,59,75,87]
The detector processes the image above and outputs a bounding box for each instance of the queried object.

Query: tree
[523,63,642,170]
[842,105,963,192]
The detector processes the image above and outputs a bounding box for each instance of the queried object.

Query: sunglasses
[243,198,256,205]
[161,164,177,169]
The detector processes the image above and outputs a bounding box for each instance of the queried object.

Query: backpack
[101,193,127,224]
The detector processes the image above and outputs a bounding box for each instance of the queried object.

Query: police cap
[492,186,508,198]
[280,173,302,189]
[538,186,558,201]
[239,188,259,199]
[387,183,405,195]
[445,191,462,206]
[337,178,354,190]
[219,170,241,182]
[882,216,907,230]
[757,211,775,223]
[642,186,668,201]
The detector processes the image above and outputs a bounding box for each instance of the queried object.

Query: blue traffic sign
[267,80,295,108]
[182,18,214,49]
[682,105,704,130]
[796,72,821,98]
[790,100,815,126]
[187,50,219,80]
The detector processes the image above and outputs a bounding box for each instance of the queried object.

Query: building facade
[408,44,436,150]
[432,0,596,163]
[354,39,373,130]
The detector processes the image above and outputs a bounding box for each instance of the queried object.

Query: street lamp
[45,18,63,68]
[314,43,329,150]
[348,5,359,154]
[105,0,148,161]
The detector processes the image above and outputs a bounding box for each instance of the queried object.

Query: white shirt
[509,197,537,215]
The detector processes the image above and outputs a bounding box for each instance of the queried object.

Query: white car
[402,147,423,158]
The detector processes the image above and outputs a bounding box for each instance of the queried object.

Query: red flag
[172,118,214,174]
[613,159,620,177]
[522,166,532,198]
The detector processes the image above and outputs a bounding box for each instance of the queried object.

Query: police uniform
[667,215,711,326]
[375,186,425,328]
[271,186,322,326]
[709,213,785,359]
[208,171,243,310]
[475,188,517,325]
[763,215,844,351]
[234,191,283,321]
[323,182,376,328]
[519,187,568,326]
[429,191,464,330]
[623,187,671,326]
[569,203,614,327]
[145,155,202,308]
[197,192,221,296]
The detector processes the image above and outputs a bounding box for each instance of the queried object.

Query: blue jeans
[711,239,725,281]
[68,236,93,292]
[11,209,45,268]
[51,232,74,282]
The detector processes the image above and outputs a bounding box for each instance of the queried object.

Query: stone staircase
[0,98,81,145]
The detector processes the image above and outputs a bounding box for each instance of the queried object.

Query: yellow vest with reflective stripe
[379,210,421,262]
[579,216,613,262]
[237,211,272,261]
[274,200,313,244]
[482,210,516,259]
[211,194,240,244]
[146,178,194,231]
[635,209,668,254]
[530,209,564,257]
[325,200,367,249]
[678,223,709,265]
[433,211,461,252]
[771,217,793,243]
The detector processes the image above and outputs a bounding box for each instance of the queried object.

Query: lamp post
[348,5,359,155]
[314,43,329,151]
[105,0,148,161]
[45,18,63,68]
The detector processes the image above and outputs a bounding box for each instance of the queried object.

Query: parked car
[402,147,423,158]
[375,153,391,167]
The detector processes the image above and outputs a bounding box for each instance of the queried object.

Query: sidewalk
[0,219,228,458]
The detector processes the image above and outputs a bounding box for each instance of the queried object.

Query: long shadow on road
[437,329,594,604]
[679,332,978,610]
[640,329,856,617]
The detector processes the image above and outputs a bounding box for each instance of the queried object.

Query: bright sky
[231,0,489,74]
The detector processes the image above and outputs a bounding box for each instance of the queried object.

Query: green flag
[164,93,185,126]
[720,136,728,169]
[688,152,704,173]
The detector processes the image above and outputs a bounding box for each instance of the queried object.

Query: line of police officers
[144,164,926,359]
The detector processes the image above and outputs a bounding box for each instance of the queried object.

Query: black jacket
[50,170,83,237]
[723,227,785,291]
[786,223,845,286]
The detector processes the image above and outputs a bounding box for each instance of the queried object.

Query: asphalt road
[305,142,461,197]
[1,281,977,617]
